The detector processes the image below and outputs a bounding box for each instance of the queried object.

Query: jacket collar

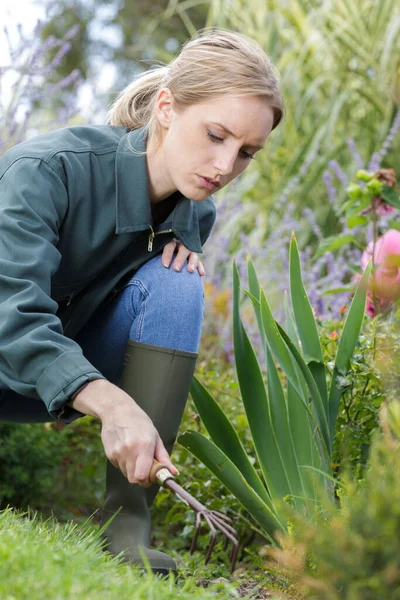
[115,127,203,252]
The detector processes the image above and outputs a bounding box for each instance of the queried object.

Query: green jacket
[0,125,216,421]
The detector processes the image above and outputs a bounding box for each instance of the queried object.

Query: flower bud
[347,183,363,199]
[366,178,382,195]
[356,169,373,182]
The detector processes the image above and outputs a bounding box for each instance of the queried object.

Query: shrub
[0,422,64,511]
[269,421,400,599]
[0,419,104,520]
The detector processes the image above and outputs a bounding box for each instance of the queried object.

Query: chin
[179,184,210,202]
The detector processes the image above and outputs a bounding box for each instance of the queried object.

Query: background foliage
[1,0,400,595]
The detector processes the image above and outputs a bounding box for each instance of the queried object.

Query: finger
[116,458,128,479]
[172,244,190,272]
[127,460,152,488]
[197,260,205,277]
[129,444,155,487]
[107,449,127,477]
[162,240,177,268]
[154,436,179,476]
[187,252,199,273]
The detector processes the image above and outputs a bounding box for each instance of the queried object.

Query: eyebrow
[209,121,265,150]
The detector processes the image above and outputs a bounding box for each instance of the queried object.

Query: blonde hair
[108,29,284,146]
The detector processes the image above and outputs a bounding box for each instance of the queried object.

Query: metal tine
[190,511,203,554]
[204,512,239,571]
[203,512,218,564]
[190,510,239,571]
[211,519,238,548]
[208,514,238,536]
[229,541,240,573]
[150,461,240,572]
[210,517,239,572]
[209,510,234,523]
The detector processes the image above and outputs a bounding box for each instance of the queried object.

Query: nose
[213,148,236,176]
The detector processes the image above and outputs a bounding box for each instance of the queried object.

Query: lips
[197,175,221,191]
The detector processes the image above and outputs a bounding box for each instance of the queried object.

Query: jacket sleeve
[0,158,105,422]
[196,197,217,247]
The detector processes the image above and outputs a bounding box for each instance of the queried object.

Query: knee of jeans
[153,264,204,318]
[168,267,204,309]
[132,258,205,317]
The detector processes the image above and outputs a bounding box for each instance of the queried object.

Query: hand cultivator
[150,460,239,572]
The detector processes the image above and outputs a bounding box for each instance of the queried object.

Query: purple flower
[346,139,364,168]
[0,20,82,153]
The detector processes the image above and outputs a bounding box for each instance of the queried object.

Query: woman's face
[152,91,275,202]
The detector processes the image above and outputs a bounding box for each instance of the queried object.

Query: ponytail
[108,66,168,132]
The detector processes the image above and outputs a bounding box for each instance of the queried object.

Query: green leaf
[314,234,360,260]
[388,220,400,232]
[286,382,322,498]
[284,294,301,351]
[347,215,369,228]
[381,185,400,209]
[275,322,331,461]
[233,262,294,502]
[322,284,356,295]
[178,431,286,540]
[257,287,330,456]
[328,260,372,441]
[289,235,323,362]
[289,235,328,416]
[247,257,264,341]
[189,377,270,505]
[247,261,311,510]
[264,343,306,511]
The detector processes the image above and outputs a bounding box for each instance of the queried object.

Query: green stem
[371,209,379,316]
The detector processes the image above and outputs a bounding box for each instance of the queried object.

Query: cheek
[231,160,248,179]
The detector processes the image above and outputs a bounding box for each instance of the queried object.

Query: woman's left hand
[161,239,205,276]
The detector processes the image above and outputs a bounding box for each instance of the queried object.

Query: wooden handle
[149,459,175,486]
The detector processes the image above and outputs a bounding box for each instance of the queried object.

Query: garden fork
[150,460,239,572]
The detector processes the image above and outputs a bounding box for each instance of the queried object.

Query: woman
[0,29,284,574]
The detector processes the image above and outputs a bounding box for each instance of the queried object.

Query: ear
[154,88,175,129]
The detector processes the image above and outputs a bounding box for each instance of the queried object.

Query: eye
[240,150,255,160]
[207,129,255,160]
[207,130,224,143]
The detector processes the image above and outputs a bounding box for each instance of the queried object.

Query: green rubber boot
[100,341,197,576]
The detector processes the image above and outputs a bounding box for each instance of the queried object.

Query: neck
[146,136,176,204]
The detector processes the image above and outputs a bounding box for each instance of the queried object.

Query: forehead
[190,95,274,144]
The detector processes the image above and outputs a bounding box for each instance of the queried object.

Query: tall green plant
[159,0,400,218]
[178,235,371,540]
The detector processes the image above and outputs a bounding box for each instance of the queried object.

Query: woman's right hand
[71,379,178,486]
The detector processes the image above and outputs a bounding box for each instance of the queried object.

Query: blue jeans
[0,256,204,423]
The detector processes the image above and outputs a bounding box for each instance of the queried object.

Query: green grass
[0,508,242,600]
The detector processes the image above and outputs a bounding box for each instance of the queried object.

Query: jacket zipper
[148,226,173,252]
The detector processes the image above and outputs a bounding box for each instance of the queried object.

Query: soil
[198,577,279,599]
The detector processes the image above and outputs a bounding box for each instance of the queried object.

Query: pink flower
[365,298,376,318]
[371,196,395,216]
[361,229,400,314]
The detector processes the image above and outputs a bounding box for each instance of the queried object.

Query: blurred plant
[179,235,370,542]
[164,0,400,216]
[316,166,400,317]
[329,319,385,477]
[0,19,81,156]
[0,422,64,511]
[361,229,400,316]
[0,418,104,520]
[201,109,400,364]
[267,403,400,600]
